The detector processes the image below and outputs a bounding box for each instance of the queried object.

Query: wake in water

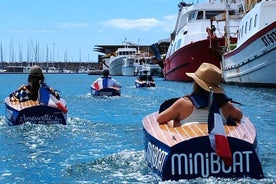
[63,150,159,183]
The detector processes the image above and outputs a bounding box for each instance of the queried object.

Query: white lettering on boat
[99,92,113,96]
[146,142,168,172]
[171,151,253,177]
[19,114,62,124]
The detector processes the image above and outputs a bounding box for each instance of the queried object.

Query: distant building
[6,66,24,73]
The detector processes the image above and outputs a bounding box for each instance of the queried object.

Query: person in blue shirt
[92,69,122,90]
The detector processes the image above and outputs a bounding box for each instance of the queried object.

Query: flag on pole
[208,92,232,166]
[92,78,108,90]
[39,84,68,113]
[93,81,100,90]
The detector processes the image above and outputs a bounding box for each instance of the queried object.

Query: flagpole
[208,86,213,110]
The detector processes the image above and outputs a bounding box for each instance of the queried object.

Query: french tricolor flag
[208,93,232,166]
[92,78,108,90]
[39,84,68,113]
[92,81,103,90]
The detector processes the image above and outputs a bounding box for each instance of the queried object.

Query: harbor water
[0,74,275,183]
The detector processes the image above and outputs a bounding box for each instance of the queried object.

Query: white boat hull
[108,47,138,76]
[222,2,276,87]
[109,56,124,76]
[122,65,136,76]
[122,58,138,76]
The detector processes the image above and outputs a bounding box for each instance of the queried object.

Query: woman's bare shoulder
[178,96,193,107]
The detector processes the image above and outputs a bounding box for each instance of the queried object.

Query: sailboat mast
[0,42,3,69]
[46,45,49,68]
[0,43,3,63]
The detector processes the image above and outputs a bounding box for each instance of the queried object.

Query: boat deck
[5,97,39,111]
[143,112,256,147]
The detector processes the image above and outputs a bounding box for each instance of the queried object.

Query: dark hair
[192,82,208,95]
[28,74,45,100]
[191,82,228,107]
[103,69,109,77]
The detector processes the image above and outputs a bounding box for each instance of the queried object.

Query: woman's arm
[157,98,193,124]
[221,102,243,122]
[157,101,180,124]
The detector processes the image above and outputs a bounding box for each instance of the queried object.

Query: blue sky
[0,0,201,63]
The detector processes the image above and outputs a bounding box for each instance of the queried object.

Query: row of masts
[0,40,88,67]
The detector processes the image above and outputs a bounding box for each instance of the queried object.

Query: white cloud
[101,14,177,32]
[164,14,178,21]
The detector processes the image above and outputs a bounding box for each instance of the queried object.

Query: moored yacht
[221,0,276,87]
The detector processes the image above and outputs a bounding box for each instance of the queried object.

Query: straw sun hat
[186,63,224,94]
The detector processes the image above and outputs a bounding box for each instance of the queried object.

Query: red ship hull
[163,38,225,81]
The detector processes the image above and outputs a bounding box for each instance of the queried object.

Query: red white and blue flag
[92,80,101,90]
[39,84,68,113]
[208,96,232,166]
[92,78,108,90]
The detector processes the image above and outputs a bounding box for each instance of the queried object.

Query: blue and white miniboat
[5,97,67,126]
[143,98,263,180]
[91,85,121,97]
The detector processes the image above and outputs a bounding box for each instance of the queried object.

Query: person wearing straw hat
[157,63,242,127]
[9,65,60,102]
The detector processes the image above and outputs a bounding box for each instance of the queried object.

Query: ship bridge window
[206,11,224,19]
[196,11,203,20]
[188,11,196,21]
[229,10,235,15]
[238,6,244,14]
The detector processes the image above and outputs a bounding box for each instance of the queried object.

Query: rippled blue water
[0,74,275,183]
